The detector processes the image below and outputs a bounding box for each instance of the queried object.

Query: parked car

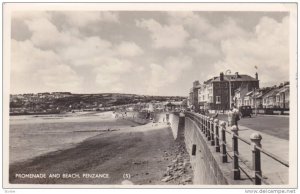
[239,106,252,118]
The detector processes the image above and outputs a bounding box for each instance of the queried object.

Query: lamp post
[254,87,257,116]
[225,69,232,110]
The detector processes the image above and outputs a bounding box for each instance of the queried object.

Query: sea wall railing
[185,111,289,185]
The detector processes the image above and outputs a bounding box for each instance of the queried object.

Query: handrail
[186,111,288,165]
[233,133,251,145]
[184,111,289,185]
[256,146,289,167]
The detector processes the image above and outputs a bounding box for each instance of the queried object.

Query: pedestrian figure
[232,105,240,128]
[228,104,240,129]
[166,113,169,123]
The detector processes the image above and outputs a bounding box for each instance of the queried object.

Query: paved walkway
[224,123,289,185]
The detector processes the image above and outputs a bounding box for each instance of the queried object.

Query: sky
[11,11,289,96]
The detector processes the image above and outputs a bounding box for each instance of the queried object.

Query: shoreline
[9,110,112,117]
[10,116,141,166]
[9,111,139,164]
[9,120,193,185]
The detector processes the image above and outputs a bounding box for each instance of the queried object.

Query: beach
[9,111,193,185]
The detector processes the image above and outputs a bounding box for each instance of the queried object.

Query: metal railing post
[205,116,208,137]
[214,119,220,152]
[220,121,228,163]
[207,117,211,141]
[210,118,215,146]
[201,115,204,133]
[202,115,205,133]
[250,133,262,185]
[231,125,240,180]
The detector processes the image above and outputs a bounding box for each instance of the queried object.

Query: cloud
[61,11,119,27]
[188,38,221,57]
[168,12,250,42]
[167,12,213,35]
[146,55,193,94]
[20,11,119,50]
[116,41,143,57]
[136,18,189,49]
[95,58,133,74]
[12,11,146,94]
[95,74,120,88]
[11,39,82,93]
[10,11,290,95]
[58,36,113,66]
[94,58,135,92]
[25,17,63,49]
[36,65,82,90]
[11,39,59,73]
[216,16,289,86]
[207,18,250,41]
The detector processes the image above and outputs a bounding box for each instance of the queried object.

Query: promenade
[211,115,289,185]
[226,124,289,184]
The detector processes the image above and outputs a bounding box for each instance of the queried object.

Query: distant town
[10,71,290,116]
[10,92,186,115]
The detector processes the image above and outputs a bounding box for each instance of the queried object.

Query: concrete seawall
[122,111,168,125]
[184,116,228,184]
[169,114,179,139]
[116,112,149,125]
[122,111,252,184]
[170,113,252,185]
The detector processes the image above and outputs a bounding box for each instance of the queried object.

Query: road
[210,114,289,140]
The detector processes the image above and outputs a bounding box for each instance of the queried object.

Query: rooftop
[212,74,258,82]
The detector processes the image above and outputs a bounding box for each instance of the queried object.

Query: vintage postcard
[2,2,298,189]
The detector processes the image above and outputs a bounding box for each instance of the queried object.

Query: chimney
[220,72,224,81]
[193,80,200,87]
[235,72,239,78]
[255,72,258,80]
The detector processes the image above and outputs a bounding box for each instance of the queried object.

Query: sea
[9,111,132,164]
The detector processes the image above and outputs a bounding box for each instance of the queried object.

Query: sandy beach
[9,111,138,164]
[9,111,193,185]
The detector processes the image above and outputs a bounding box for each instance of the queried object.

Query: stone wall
[184,116,228,184]
[169,113,252,185]
[124,111,168,125]
[169,113,179,139]
[122,111,150,125]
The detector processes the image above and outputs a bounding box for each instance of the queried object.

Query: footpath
[223,122,289,185]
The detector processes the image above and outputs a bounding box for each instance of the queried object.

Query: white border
[2,2,298,189]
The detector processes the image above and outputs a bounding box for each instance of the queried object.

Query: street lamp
[225,69,232,110]
[254,87,257,116]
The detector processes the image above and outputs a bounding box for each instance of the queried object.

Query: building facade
[262,83,289,108]
[198,72,259,110]
[241,88,269,108]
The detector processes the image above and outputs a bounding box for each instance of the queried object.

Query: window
[276,96,280,102]
[216,96,221,104]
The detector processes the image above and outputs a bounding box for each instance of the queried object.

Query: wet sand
[9,115,193,185]
[9,111,138,164]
